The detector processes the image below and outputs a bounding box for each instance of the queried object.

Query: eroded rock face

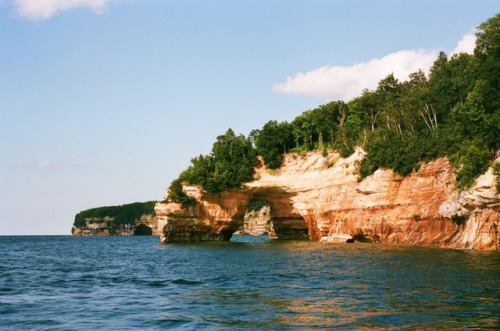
[156,149,500,249]
[238,206,275,237]
[72,214,160,236]
[155,188,252,242]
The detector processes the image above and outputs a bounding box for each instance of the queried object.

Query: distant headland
[72,14,500,250]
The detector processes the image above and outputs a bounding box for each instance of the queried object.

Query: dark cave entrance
[133,223,153,236]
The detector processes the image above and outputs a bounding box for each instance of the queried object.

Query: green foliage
[493,163,500,193]
[167,178,196,208]
[290,101,346,153]
[472,14,500,149]
[355,15,498,183]
[168,14,499,196]
[357,130,423,179]
[247,200,270,213]
[475,13,500,62]
[167,128,258,201]
[451,140,491,189]
[452,79,500,149]
[202,128,257,193]
[74,201,156,227]
[254,120,294,169]
[337,112,363,157]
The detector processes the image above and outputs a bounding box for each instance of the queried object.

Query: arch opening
[231,189,311,241]
[133,223,153,236]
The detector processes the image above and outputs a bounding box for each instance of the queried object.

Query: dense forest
[73,201,156,227]
[168,14,500,207]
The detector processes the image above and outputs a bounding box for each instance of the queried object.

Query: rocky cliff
[235,205,277,238]
[72,214,161,236]
[155,148,500,250]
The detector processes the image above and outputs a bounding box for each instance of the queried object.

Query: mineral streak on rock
[156,148,500,250]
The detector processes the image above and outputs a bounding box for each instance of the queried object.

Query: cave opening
[133,223,153,236]
[231,195,310,241]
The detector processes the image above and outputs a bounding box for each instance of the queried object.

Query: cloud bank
[452,32,476,56]
[14,0,110,20]
[273,33,477,101]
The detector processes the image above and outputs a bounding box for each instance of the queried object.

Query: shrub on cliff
[493,163,500,193]
[451,140,492,189]
[167,128,258,201]
[253,120,294,169]
[247,200,270,213]
[166,177,196,207]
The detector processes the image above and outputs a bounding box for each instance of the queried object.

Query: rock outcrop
[72,214,160,236]
[155,148,500,250]
[236,205,277,238]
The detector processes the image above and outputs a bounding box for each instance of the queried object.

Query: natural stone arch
[247,187,310,240]
[133,223,153,236]
[157,186,313,242]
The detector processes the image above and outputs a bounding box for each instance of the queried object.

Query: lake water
[0,235,499,330]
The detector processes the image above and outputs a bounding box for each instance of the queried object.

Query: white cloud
[14,0,109,20]
[452,32,476,56]
[273,33,478,101]
[37,160,58,168]
[273,50,438,101]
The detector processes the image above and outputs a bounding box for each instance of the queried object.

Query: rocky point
[155,148,500,250]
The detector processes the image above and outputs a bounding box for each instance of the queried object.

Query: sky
[1,0,498,235]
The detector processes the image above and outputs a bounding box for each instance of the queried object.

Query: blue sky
[1,1,498,235]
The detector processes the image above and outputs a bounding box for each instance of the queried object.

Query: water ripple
[0,235,499,330]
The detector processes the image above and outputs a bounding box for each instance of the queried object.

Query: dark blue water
[0,236,499,330]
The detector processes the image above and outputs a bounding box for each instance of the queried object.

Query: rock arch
[249,188,310,240]
[156,151,500,249]
[156,186,313,242]
[133,223,153,236]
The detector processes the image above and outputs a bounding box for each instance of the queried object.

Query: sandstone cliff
[235,205,277,238]
[155,148,499,250]
[72,214,161,236]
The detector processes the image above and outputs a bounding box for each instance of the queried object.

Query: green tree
[310,101,342,147]
[428,51,453,116]
[167,14,500,199]
[475,13,500,62]
[471,13,500,149]
[341,113,363,156]
[349,89,382,134]
[206,128,257,192]
[255,120,294,169]
[452,79,500,149]
[291,111,315,150]
[291,101,348,153]
[452,140,491,189]
[167,128,258,199]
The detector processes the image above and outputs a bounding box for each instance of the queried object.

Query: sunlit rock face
[155,188,252,242]
[71,214,159,236]
[238,206,276,238]
[156,149,499,250]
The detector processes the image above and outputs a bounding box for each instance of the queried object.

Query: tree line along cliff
[72,201,158,236]
[167,14,500,205]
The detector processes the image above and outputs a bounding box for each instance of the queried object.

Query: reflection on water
[0,235,499,330]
